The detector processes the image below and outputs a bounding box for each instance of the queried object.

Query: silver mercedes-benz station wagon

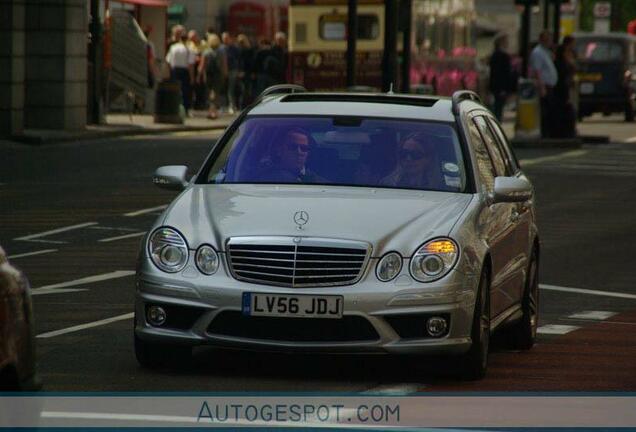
[134,86,539,379]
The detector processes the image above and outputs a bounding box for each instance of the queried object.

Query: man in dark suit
[489,34,515,121]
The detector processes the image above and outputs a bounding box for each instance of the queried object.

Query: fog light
[147,305,167,327]
[426,316,448,337]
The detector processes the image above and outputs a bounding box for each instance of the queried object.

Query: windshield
[201,116,466,192]
[576,40,624,62]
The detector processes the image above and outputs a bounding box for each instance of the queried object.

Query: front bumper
[134,255,477,355]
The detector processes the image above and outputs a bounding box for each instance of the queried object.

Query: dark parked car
[575,32,636,121]
[0,246,38,390]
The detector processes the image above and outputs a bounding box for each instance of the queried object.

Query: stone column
[0,0,26,137]
[24,0,87,130]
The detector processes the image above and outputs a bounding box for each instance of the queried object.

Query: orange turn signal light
[423,240,456,254]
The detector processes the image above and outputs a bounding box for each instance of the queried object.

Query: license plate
[242,293,343,319]
[580,82,595,94]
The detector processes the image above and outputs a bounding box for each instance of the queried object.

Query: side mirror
[491,176,533,203]
[153,165,188,191]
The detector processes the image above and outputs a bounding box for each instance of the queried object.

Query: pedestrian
[143,26,158,89]
[270,31,288,84]
[187,30,207,110]
[253,38,274,96]
[529,30,558,138]
[202,33,227,119]
[237,34,255,108]
[488,33,515,122]
[220,32,240,114]
[165,32,196,115]
[168,24,185,49]
[553,36,578,138]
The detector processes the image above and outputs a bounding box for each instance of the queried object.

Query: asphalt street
[1,119,636,392]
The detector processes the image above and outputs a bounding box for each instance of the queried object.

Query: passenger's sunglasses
[285,142,310,153]
[399,149,427,160]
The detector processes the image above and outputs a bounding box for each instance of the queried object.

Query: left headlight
[148,227,189,273]
[195,244,219,275]
[409,238,459,283]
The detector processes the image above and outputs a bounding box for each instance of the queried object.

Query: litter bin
[154,80,183,124]
[515,79,541,139]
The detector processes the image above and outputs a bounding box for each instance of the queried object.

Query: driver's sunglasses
[285,142,310,153]
[399,149,427,160]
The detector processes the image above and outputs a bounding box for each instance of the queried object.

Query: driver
[260,127,321,182]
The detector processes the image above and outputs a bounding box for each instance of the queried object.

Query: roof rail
[451,90,482,115]
[258,84,307,100]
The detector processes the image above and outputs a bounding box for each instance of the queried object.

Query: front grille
[207,311,379,342]
[227,237,370,287]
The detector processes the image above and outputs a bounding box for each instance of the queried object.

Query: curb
[579,135,611,145]
[8,124,229,145]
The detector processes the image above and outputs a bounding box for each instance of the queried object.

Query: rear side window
[467,121,495,192]
[486,117,519,173]
[473,116,509,176]
[576,40,624,62]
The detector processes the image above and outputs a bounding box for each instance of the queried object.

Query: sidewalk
[9,111,237,145]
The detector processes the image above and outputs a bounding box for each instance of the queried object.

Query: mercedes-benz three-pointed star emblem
[293,211,309,229]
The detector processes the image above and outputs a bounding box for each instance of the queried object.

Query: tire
[507,249,539,350]
[458,268,491,381]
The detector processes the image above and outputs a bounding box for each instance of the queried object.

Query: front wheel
[507,249,539,350]
[458,268,491,380]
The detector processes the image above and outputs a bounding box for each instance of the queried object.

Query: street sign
[593,2,611,18]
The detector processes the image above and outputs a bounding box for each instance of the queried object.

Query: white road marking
[537,324,580,335]
[14,222,98,241]
[362,384,423,394]
[41,411,197,423]
[519,149,589,167]
[89,226,139,232]
[540,283,636,300]
[7,249,57,259]
[31,288,88,296]
[37,312,134,338]
[20,238,67,244]
[625,136,636,143]
[98,231,146,243]
[31,270,135,296]
[124,205,167,217]
[567,311,617,321]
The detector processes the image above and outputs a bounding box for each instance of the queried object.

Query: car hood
[162,184,473,256]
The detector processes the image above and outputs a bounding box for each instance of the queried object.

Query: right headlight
[148,227,189,273]
[409,238,459,283]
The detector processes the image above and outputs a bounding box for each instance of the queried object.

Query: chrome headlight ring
[376,251,403,282]
[195,244,220,275]
[409,238,459,283]
[148,227,189,273]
